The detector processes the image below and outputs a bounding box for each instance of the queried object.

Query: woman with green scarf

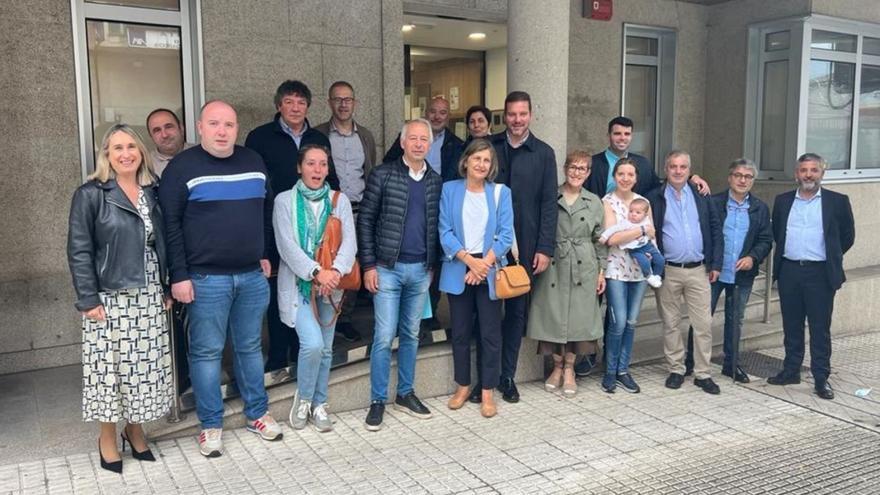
[273,144,357,432]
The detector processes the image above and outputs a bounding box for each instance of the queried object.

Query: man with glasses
[315,81,377,344]
[707,159,772,383]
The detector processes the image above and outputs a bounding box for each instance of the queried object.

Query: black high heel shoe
[98,439,123,473]
[121,426,156,462]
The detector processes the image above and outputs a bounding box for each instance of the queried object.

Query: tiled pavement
[3,334,880,494]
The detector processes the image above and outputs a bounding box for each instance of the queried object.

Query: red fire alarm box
[585,0,612,21]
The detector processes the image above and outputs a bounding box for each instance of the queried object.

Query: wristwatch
[311,266,321,279]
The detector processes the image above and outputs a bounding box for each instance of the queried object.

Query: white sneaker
[646,275,663,288]
[290,398,310,430]
[246,413,283,441]
[311,403,333,433]
[198,428,223,457]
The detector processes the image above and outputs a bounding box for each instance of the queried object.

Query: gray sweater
[272,188,357,327]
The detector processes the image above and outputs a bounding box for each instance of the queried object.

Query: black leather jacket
[357,158,442,269]
[67,180,168,311]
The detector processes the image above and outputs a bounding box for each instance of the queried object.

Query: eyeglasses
[567,166,590,175]
[730,173,755,181]
[330,97,355,105]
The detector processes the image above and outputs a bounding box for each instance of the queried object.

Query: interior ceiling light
[402,24,415,33]
[468,32,487,40]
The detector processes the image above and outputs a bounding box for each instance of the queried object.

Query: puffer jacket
[67,180,168,311]
[357,158,442,269]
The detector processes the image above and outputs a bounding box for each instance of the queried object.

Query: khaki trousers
[655,265,714,379]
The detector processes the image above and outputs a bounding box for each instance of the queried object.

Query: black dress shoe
[694,377,721,395]
[468,383,482,404]
[665,373,684,389]
[121,428,156,462]
[497,377,520,403]
[365,402,385,431]
[721,366,751,384]
[815,381,835,400]
[767,372,801,386]
[98,439,123,474]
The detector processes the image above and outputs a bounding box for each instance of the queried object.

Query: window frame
[621,24,676,171]
[745,14,880,182]
[70,0,204,181]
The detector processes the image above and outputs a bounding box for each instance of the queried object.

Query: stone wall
[0,1,83,374]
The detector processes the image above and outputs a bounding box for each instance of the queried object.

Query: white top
[603,192,647,281]
[462,190,489,254]
[600,218,652,250]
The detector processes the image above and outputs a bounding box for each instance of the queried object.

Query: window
[746,15,880,179]
[71,0,202,179]
[622,26,676,167]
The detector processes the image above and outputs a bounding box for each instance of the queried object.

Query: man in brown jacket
[315,80,377,343]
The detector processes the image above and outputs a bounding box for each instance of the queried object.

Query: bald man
[159,100,282,457]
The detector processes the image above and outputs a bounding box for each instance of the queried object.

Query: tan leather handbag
[312,191,361,326]
[492,184,531,299]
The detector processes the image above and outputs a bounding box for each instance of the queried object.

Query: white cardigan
[272,188,357,327]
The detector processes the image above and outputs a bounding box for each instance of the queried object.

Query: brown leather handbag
[492,185,531,299]
[315,191,361,291]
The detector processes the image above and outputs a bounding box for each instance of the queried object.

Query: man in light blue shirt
[768,153,855,400]
[646,150,723,395]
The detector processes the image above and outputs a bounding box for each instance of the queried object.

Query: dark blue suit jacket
[772,188,855,290]
[646,182,723,273]
[585,151,660,198]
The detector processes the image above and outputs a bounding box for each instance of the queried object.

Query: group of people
[67,78,855,473]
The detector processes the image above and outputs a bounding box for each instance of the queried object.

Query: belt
[783,258,825,266]
[665,260,704,269]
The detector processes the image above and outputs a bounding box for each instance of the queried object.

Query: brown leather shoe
[448,385,470,410]
[480,389,497,418]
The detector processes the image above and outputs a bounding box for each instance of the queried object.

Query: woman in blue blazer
[439,139,514,418]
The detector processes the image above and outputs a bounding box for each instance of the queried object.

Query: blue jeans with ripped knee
[604,278,648,375]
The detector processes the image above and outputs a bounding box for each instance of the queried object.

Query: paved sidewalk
[3,333,880,494]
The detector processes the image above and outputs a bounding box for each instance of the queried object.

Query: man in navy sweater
[159,100,282,458]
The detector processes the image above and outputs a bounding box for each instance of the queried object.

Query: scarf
[294,180,331,298]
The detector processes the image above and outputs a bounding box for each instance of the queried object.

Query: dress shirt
[402,158,427,181]
[426,129,445,175]
[327,120,366,202]
[279,118,308,148]
[720,193,750,283]
[604,148,626,195]
[784,188,826,261]
[662,184,705,263]
[506,130,531,149]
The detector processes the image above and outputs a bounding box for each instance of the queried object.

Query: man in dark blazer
[768,153,855,400]
[646,150,723,395]
[584,116,709,198]
[490,90,559,403]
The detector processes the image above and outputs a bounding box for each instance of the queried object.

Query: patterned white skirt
[82,248,173,423]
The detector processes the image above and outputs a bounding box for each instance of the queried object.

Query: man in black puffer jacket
[358,118,442,432]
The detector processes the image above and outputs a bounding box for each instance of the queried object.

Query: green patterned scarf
[294,180,331,298]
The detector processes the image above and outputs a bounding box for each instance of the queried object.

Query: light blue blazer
[438,180,514,300]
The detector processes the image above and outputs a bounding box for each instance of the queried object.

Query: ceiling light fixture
[468,32,487,40]
[402,24,415,33]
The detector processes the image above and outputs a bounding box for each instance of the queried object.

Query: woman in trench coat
[527,150,607,397]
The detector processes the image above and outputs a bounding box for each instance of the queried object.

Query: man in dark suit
[768,153,855,400]
[489,90,559,403]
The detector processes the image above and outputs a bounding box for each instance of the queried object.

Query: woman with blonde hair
[68,124,173,473]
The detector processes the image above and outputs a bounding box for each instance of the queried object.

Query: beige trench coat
[527,188,607,344]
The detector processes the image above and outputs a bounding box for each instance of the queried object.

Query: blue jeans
[188,269,269,429]
[628,243,665,278]
[604,279,647,375]
[295,296,337,404]
[370,263,431,402]
[710,280,753,370]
